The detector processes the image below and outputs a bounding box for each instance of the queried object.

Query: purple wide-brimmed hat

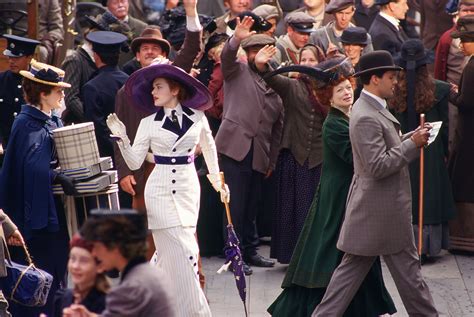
[124,63,213,113]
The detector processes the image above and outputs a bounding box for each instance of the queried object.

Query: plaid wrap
[53,122,100,170]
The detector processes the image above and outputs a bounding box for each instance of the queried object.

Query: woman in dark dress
[265,57,396,316]
[54,234,109,317]
[255,44,327,264]
[389,39,456,261]
[0,60,74,316]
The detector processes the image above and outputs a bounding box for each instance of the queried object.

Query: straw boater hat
[124,63,213,113]
[20,59,71,88]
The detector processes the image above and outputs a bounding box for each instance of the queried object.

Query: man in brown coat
[216,16,284,274]
[312,51,438,316]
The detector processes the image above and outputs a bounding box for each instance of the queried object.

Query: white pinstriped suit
[116,104,217,316]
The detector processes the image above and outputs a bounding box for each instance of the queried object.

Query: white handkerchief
[427,121,442,146]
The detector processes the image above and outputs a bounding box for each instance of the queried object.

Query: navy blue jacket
[369,14,409,55]
[0,105,62,239]
[82,65,128,158]
[0,71,25,148]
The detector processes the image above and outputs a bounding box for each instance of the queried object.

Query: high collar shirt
[379,12,400,30]
[163,103,183,126]
[362,89,387,109]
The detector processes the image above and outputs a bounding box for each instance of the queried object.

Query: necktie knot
[171,110,180,129]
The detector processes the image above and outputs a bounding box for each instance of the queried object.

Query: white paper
[427,121,442,146]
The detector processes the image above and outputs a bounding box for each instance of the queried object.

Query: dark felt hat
[241,34,276,49]
[2,34,40,57]
[341,26,369,45]
[124,63,212,113]
[395,39,434,69]
[86,31,128,54]
[354,50,402,76]
[451,15,474,41]
[81,209,148,243]
[325,0,355,14]
[266,56,354,88]
[285,11,315,33]
[204,33,229,53]
[228,11,273,32]
[130,27,171,56]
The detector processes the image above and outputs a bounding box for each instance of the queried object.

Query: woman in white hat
[0,59,73,316]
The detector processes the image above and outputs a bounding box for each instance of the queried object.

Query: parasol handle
[418,114,425,257]
[219,172,233,226]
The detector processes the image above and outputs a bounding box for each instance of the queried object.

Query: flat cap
[325,0,355,14]
[285,11,315,33]
[451,15,474,41]
[252,4,281,22]
[241,34,276,49]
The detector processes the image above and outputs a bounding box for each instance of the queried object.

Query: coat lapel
[155,108,180,137]
[175,106,196,144]
[360,92,400,127]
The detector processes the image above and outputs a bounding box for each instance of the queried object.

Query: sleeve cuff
[186,15,202,32]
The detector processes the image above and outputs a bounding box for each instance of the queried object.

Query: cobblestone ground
[202,246,474,317]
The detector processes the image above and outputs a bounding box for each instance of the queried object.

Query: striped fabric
[152,227,211,317]
[53,122,100,170]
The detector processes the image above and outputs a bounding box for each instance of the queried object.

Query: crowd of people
[0,0,473,316]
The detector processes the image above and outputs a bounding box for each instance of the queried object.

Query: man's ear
[223,0,231,10]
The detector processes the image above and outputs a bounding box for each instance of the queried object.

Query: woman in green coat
[390,39,456,261]
[267,57,396,317]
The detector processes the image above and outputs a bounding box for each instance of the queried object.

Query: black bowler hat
[227,11,273,32]
[325,0,355,14]
[395,39,434,70]
[354,50,402,77]
[2,34,40,58]
[86,31,128,54]
[451,15,474,42]
[341,27,369,45]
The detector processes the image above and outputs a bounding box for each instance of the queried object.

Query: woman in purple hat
[107,61,229,316]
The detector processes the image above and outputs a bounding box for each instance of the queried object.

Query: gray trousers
[312,243,438,317]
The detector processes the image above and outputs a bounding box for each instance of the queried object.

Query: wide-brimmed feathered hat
[124,63,212,113]
[266,56,354,89]
[20,59,71,88]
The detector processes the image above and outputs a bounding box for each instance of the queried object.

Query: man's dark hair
[96,51,120,66]
[80,213,148,260]
[360,70,387,85]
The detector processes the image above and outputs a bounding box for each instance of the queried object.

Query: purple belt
[154,154,195,165]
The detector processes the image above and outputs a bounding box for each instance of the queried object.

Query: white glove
[106,113,130,145]
[207,173,230,203]
[151,56,171,65]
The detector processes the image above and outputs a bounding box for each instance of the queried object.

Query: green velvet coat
[268,108,396,317]
[393,80,456,225]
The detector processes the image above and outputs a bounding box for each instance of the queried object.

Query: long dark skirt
[270,150,322,264]
[9,196,70,317]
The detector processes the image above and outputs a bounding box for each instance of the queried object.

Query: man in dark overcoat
[82,31,129,159]
[369,0,409,55]
[216,17,284,274]
[0,35,39,157]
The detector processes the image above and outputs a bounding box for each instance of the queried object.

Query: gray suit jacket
[216,39,284,173]
[337,92,419,256]
[101,262,175,317]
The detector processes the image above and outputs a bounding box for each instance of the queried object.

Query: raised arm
[173,0,203,72]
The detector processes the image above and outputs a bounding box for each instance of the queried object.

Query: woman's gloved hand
[207,173,230,203]
[55,173,79,196]
[106,113,130,145]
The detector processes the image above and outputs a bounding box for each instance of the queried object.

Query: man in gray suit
[312,51,438,316]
